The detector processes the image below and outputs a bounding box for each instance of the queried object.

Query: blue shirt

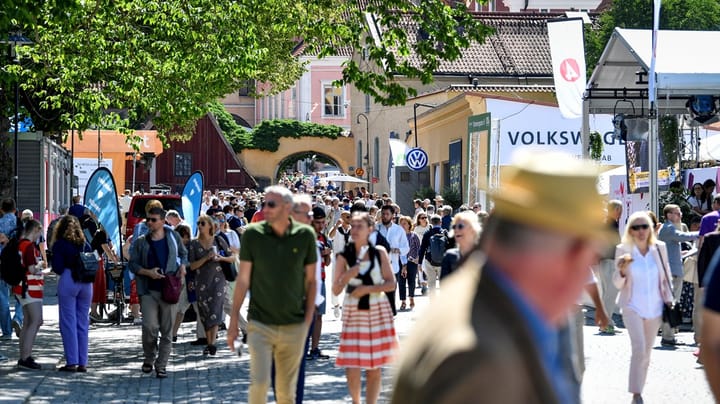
[486,266,575,404]
[147,237,169,292]
[0,213,18,253]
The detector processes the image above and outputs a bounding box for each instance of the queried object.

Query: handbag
[161,274,182,304]
[74,244,100,283]
[215,236,238,282]
[657,248,682,327]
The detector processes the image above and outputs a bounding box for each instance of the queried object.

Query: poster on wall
[624,137,672,194]
[448,141,462,197]
[608,174,649,231]
[485,98,625,165]
[74,158,112,198]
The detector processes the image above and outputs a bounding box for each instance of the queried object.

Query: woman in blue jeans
[51,215,93,372]
[398,216,420,310]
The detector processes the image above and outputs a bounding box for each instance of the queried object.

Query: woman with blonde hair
[613,211,674,404]
[440,211,481,280]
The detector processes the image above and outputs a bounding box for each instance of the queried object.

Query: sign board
[355,167,365,177]
[405,148,428,171]
[74,158,112,198]
[486,99,624,165]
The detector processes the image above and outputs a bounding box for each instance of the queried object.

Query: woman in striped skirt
[333,211,398,404]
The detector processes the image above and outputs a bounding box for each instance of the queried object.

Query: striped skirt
[336,292,398,369]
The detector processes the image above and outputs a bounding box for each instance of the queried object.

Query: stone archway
[275,151,341,180]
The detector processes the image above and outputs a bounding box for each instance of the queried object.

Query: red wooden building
[125,115,257,193]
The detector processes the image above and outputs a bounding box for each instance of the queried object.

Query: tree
[2,1,490,140]
[586,0,720,74]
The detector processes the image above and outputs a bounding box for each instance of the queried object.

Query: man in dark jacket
[418,215,453,295]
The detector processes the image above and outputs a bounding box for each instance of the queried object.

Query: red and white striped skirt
[336,292,398,369]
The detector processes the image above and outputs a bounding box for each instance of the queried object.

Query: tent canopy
[586,28,720,115]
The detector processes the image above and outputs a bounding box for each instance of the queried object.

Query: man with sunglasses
[227,186,317,404]
[128,207,188,379]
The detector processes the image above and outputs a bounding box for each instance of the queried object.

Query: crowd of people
[3,155,720,403]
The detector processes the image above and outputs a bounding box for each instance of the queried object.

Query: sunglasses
[630,224,650,231]
[419,216,428,220]
[197,221,208,227]
[266,200,278,208]
[452,223,466,230]
[146,217,162,223]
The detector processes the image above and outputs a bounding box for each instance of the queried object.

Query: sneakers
[0,334,11,341]
[18,357,42,370]
[306,348,330,360]
[11,320,21,338]
[89,313,102,323]
[190,338,208,346]
[661,339,686,347]
[333,305,341,319]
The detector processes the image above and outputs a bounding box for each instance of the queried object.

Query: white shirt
[223,230,240,251]
[377,222,409,274]
[627,246,664,319]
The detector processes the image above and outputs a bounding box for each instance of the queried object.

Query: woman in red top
[13,219,44,370]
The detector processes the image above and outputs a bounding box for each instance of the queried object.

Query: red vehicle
[125,194,183,238]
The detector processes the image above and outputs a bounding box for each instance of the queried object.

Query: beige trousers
[622,307,662,394]
[247,320,309,404]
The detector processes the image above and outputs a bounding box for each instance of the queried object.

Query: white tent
[323,173,369,184]
[586,28,720,115]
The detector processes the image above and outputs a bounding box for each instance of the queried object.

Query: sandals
[399,302,407,311]
[155,368,167,379]
[409,298,415,309]
[141,363,153,374]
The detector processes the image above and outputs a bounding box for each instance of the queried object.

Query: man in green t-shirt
[228,186,317,404]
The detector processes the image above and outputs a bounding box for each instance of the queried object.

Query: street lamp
[1,31,33,203]
[413,103,436,148]
[356,113,371,192]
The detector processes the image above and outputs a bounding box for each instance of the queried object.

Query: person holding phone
[613,211,674,404]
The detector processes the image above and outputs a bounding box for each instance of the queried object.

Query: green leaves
[2,0,489,140]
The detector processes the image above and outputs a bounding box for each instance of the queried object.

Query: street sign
[355,167,365,177]
[405,147,428,171]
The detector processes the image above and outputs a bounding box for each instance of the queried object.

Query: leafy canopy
[2,0,490,142]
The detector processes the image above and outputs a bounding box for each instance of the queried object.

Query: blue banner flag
[83,167,121,256]
[182,171,204,236]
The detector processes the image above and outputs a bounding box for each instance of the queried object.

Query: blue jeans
[57,270,93,366]
[0,279,23,336]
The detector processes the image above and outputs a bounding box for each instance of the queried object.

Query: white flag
[547,19,586,119]
[388,139,410,167]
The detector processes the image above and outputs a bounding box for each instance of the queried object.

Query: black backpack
[0,236,25,286]
[428,230,448,266]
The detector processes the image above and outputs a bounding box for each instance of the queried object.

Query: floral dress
[188,237,228,329]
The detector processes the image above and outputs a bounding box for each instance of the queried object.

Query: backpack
[428,230,448,266]
[0,236,25,286]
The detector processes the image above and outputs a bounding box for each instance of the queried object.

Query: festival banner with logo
[83,167,121,256]
[182,171,204,236]
[547,18,586,119]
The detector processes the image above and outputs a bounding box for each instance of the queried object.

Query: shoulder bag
[74,243,100,283]
[214,236,237,282]
[147,235,182,304]
[657,247,682,327]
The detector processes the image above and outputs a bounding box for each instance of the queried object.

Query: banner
[388,139,410,167]
[547,18,586,119]
[83,167,121,256]
[181,171,204,236]
[625,139,673,194]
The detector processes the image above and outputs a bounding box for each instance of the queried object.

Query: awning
[586,28,720,115]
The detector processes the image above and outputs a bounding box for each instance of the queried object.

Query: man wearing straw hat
[392,151,610,404]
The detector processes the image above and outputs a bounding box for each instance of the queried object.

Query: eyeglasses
[266,200,278,208]
[452,223,466,230]
[146,217,161,223]
[197,222,207,227]
[419,216,428,220]
[630,223,650,231]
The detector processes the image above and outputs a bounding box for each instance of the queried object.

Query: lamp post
[356,113,372,192]
[2,31,33,203]
[413,103,436,148]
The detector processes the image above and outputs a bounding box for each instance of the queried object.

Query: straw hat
[490,151,608,241]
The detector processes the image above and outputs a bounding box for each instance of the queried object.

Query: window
[323,84,345,117]
[174,153,192,177]
[365,93,371,113]
[238,80,254,97]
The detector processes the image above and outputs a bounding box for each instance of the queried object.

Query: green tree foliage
[586,0,720,74]
[2,0,490,142]
[209,101,341,152]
